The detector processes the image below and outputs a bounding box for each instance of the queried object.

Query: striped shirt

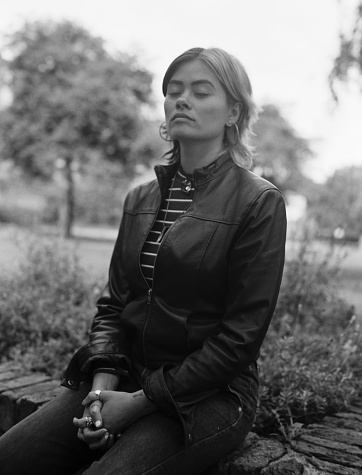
[140,170,195,288]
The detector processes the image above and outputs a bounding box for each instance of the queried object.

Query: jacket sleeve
[143,188,286,416]
[61,210,135,390]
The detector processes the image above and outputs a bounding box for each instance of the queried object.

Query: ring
[86,416,94,428]
[94,389,102,400]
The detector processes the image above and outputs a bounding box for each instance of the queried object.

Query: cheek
[202,98,229,120]
[164,99,173,125]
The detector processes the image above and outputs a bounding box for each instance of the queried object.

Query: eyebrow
[168,79,215,89]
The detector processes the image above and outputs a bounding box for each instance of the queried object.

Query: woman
[0,47,286,475]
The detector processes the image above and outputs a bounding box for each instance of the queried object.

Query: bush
[1,224,361,438]
[255,319,361,438]
[0,235,98,378]
[273,232,350,335]
[254,225,361,439]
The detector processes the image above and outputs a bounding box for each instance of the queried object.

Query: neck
[179,140,224,174]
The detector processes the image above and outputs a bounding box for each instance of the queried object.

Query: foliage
[0,226,360,436]
[255,320,361,439]
[251,104,314,194]
[74,159,128,226]
[0,20,154,177]
[273,226,350,333]
[0,159,159,228]
[0,20,159,236]
[330,1,362,98]
[254,226,361,439]
[0,236,97,377]
[0,168,61,226]
[308,166,362,238]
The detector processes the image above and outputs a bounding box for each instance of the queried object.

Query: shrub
[254,224,361,439]
[1,222,361,438]
[273,230,350,335]
[0,235,98,378]
[255,318,361,438]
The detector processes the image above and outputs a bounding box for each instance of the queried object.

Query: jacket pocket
[185,311,220,353]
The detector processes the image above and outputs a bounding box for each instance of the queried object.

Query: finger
[103,433,119,451]
[83,427,108,445]
[105,433,115,449]
[77,428,86,442]
[88,431,110,450]
[82,390,108,406]
[89,402,103,429]
[73,417,88,429]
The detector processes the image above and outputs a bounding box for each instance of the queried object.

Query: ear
[227,102,242,125]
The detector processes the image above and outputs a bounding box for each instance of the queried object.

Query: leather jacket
[62,152,287,443]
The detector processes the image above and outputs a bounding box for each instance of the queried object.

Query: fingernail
[95,420,102,428]
[104,432,109,440]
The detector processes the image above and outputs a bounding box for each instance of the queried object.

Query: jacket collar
[154,151,235,191]
[193,151,234,186]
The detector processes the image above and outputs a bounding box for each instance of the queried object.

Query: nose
[176,96,191,110]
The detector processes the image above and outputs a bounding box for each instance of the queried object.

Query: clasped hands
[73,389,156,451]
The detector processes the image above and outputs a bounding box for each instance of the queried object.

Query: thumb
[89,402,103,429]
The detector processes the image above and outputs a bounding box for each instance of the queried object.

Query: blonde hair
[162,47,259,169]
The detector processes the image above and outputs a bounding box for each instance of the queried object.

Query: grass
[0,225,114,284]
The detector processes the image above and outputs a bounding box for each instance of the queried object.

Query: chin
[171,130,198,141]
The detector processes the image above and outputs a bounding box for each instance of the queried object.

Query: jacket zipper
[139,168,168,368]
[140,233,155,369]
[147,288,152,304]
[140,168,195,368]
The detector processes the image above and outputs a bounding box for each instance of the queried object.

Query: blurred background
[0,0,362,289]
[1,1,362,434]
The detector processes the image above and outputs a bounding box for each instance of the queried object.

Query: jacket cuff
[143,366,177,419]
[61,339,131,390]
[92,367,128,378]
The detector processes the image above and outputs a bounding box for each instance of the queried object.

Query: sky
[1,0,362,183]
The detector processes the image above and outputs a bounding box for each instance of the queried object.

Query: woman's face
[164,59,233,146]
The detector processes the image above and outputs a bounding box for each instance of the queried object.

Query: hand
[73,372,122,450]
[81,389,157,436]
[73,407,116,451]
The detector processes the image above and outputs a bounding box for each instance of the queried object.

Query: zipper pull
[147,289,152,304]
[156,225,170,243]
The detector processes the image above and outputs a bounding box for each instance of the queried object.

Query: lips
[171,113,193,121]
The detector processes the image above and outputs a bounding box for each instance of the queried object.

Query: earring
[226,122,239,146]
[159,122,173,142]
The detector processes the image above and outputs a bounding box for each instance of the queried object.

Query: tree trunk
[63,157,75,239]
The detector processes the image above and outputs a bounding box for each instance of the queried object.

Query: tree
[251,104,313,194]
[330,1,362,99]
[0,21,154,236]
[308,166,362,238]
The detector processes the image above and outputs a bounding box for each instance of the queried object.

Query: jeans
[0,376,257,475]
